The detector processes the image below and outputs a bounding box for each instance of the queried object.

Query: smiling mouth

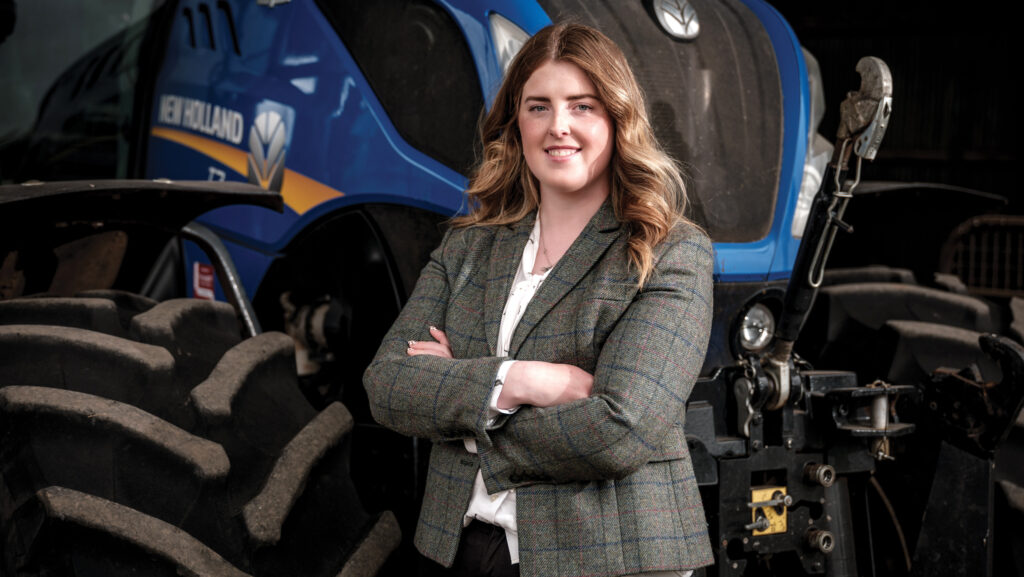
[546,148,579,157]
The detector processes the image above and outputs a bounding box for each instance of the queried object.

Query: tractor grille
[940,215,1024,297]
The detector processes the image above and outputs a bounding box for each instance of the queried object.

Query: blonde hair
[454,23,692,286]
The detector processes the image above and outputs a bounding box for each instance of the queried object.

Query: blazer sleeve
[477,227,714,490]
[362,228,508,442]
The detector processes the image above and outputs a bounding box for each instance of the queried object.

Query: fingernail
[429,325,437,332]
[407,347,413,354]
[408,340,415,347]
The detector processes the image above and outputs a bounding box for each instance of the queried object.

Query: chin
[538,177,588,196]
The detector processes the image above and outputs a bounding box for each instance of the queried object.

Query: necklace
[538,211,554,273]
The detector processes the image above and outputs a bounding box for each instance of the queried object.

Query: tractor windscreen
[537,0,783,243]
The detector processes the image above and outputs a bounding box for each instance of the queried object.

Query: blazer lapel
[508,200,622,357]
[484,212,536,356]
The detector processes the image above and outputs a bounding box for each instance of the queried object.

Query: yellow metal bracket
[749,486,788,536]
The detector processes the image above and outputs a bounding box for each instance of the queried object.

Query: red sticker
[193,262,215,300]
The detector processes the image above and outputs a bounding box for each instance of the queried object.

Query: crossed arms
[362,225,713,491]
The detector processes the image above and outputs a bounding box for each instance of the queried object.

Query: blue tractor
[1,1,1021,576]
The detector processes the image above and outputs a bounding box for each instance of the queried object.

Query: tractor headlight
[739,303,775,351]
[792,48,834,238]
[489,12,530,75]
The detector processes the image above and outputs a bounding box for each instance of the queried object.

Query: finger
[407,348,453,358]
[429,326,450,348]
[408,340,448,351]
[423,342,454,357]
[407,341,453,358]
[408,337,445,349]
[411,341,449,353]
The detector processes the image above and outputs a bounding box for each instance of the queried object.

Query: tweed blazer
[363,200,715,577]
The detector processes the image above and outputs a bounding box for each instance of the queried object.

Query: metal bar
[990,230,998,290]
[980,231,988,291]
[968,234,976,288]
[181,221,261,338]
[1004,229,1011,290]
[1002,229,1008,289]
[956,244,964,283]
[1018,230,1023,289]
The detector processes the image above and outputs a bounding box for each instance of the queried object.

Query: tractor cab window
[0,0,167,183]
[319,0,484,177]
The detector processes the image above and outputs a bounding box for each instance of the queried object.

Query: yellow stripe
[278,169,345,215]
[151,126,344,214]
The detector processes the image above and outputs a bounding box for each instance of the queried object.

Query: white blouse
[461,217,548,563]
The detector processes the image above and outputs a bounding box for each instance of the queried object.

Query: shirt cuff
[486,360,520,426]
[466,361,521,453]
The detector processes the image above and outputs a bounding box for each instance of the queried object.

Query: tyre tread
[35,486,250,577]
[242,402,353,545]
[0,386,229,481]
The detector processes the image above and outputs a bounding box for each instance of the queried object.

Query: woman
[363,23,714,577]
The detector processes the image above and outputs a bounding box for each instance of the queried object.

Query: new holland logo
[247,110,287,191]
[653,0,700,41]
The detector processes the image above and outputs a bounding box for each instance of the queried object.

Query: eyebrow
[523,94,600,103]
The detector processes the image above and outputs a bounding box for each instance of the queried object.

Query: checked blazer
[363,200,715,577]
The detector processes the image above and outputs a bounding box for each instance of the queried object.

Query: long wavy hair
[453,22,691,286]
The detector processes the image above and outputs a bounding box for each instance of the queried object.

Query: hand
[406,326,453,358]
[498,361,594,409]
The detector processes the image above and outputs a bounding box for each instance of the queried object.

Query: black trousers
[421,520,520,577]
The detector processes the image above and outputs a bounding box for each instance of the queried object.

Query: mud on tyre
[0,291,399,576]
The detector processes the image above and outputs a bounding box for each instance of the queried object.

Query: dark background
[770,0,1020,279]
[772,0,1018,203]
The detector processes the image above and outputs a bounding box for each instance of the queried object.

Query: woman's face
[517,60,614,204]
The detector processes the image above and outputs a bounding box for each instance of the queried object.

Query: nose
[548,108,570,137]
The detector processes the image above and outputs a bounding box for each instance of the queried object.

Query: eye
[528,104,548,112]
[575,103,593,111]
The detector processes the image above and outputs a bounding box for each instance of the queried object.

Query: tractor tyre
[0,292,399,576]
